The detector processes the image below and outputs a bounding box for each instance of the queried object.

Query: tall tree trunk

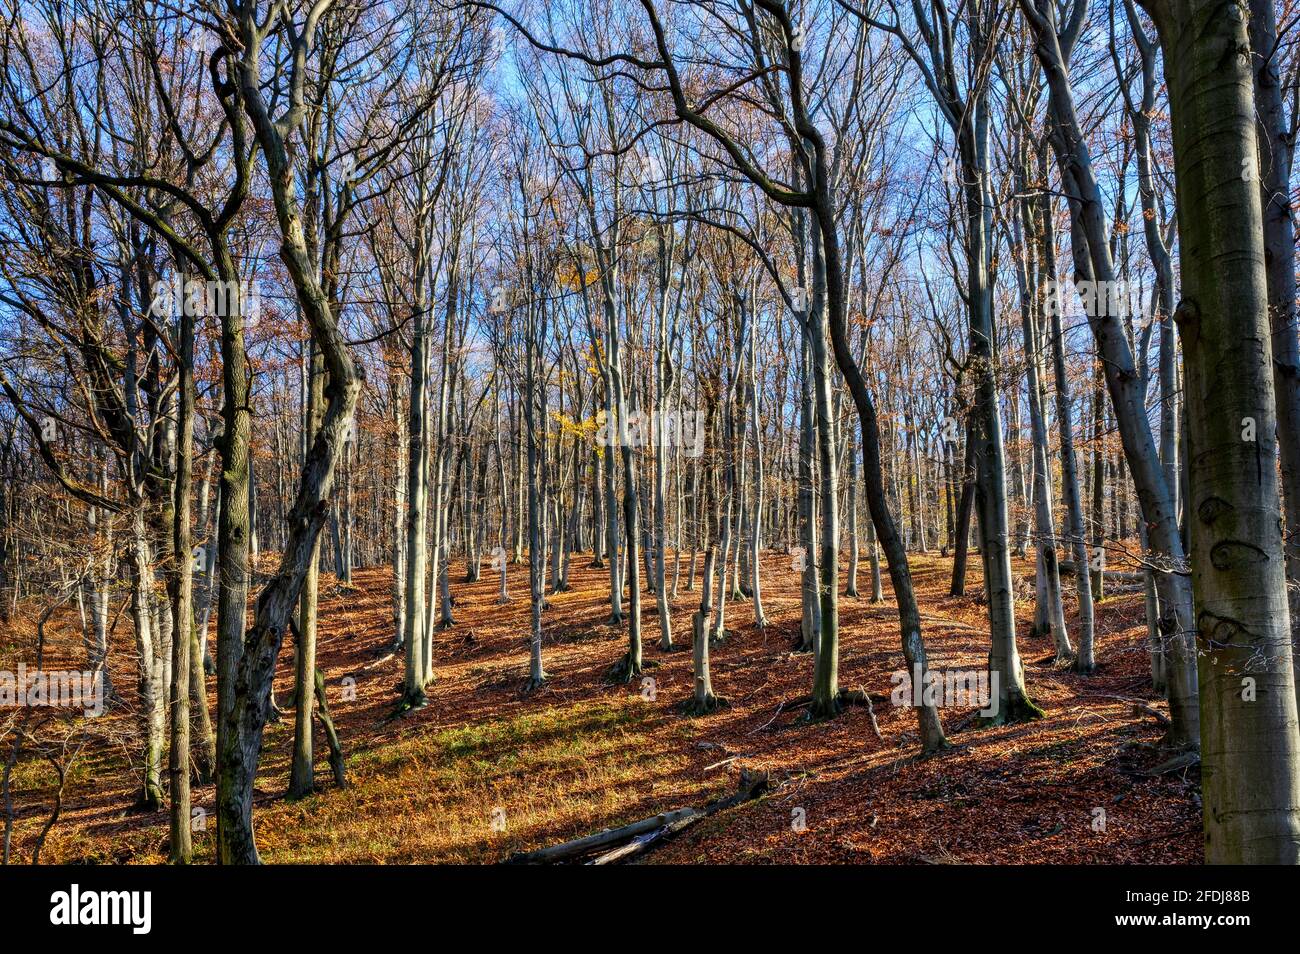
[290,344,324,797]
[1145,0,1300,863]
[1038,153,1096,671]
[1248,0,1300,705]
[1016,187,1069,662]
[167,298,195,864]
[401,286,431,709]
[131,508,164,810]
[963,92,1038,723]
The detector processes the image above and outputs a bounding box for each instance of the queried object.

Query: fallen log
[505,767,769,865]
[589,810,704,864]
[505,808,701,864]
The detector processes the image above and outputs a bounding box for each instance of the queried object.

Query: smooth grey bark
[130,507,165,810]
[641,0,946,751]
[957,11,1036,723]
[847,0,1034,722]
[796,318,821,652]
[1143,0,1300,864]
[803,233,842,720]
[687,394,722,714]
[400,242,432,709]
[1247,0,1300,706]
[846,424,861,599]
[523,295,548,690]
[746,306,768,627]
[949,420,976,597]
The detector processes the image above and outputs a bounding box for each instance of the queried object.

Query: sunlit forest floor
[3,548,1200,864]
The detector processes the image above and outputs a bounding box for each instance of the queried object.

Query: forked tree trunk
[218,55,364,862]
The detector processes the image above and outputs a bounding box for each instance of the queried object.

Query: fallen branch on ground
[503,767,770,865]
[1056,561,1146,583]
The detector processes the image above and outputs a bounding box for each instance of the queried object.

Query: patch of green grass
[256,696,691,864]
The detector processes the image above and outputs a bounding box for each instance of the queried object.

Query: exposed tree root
[783,687,888,728]
[981,690,1045,726]
[1127,702,1171,729]
[920,736,955,757]
[392,689,429,717]
[606,654,644,684]
[129,789,163,814]
[678,694,730,717]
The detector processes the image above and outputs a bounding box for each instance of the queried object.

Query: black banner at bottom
[0,864,1288,942]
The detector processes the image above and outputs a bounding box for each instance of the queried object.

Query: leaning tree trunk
[1118,1,1176,685]
[217,62,363,863]
[811,165,949,752]
[1024,0,1199,745]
